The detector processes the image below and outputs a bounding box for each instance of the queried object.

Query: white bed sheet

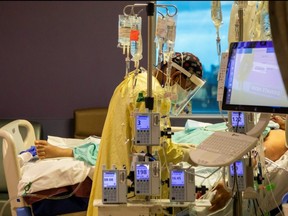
[18,136,99,195]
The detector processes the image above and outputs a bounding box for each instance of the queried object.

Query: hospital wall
[0,1,149,139]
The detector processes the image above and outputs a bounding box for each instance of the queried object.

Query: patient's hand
[209,182,232,212]
[271,115,286,130]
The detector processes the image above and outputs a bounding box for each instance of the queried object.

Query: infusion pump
[134,161,161,196]
[228,159,247,191]
[169,164,195,202]
[134,112,161,146]
[228,111,255,134]
[102,165,127,204]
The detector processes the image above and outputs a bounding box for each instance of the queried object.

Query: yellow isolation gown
[87,71,190,215]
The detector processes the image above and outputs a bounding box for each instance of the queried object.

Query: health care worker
[87,52,203,215]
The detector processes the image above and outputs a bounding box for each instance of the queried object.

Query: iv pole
[233,2,246,215]
[146,2,155,156]
[123,2,177,155]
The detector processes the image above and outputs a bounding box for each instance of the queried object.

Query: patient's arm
[264,129,287,162]
[35,140,74,159]
[209,182,232,212]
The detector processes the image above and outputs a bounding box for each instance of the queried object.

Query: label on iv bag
[130,29,139,41]
[217,52,228,102]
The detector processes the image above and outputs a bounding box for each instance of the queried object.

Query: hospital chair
[74,107,108,138]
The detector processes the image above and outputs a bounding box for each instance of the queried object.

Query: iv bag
[211,1,223,29]
[118,15,132,48]
[155,15,168,68]
[166,16,176,44]
[155,15,168,43]
[129,16,143,68]
[235,1,248,10]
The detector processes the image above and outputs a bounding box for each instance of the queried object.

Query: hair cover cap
[172,52,203,79]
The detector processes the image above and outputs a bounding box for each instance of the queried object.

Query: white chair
[0,119,35,216]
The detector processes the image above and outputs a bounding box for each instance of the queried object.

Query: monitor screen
[171,170,185,186]
[103,171,117,188]
[222,41,288,114]
[231,111,245,127]
[136,164,149,180]
[136,115,150,130]
[229,160,244,176]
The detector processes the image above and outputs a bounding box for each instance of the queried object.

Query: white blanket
[18,157,91,195]
[18,136,99,196]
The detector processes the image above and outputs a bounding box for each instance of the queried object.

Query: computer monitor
[222,40,288,114]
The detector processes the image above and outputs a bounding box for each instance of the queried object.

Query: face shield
[169,61,206,116]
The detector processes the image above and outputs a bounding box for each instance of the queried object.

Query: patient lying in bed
[17,136,100,216]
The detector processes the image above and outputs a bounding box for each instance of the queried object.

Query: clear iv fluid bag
[131,39,142,61]
[118,15,131,48]
[235,1,248,10]
[155,16,168,41]
[130,16,143,64]
[166,16,176,43]
[211,1,222,28]
[163,16,176,60]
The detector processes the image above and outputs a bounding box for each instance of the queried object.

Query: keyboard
[189,131,258,167]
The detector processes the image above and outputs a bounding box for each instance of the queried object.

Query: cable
[0,198,12,216]
[254,198,265,216]
[263,165,285,216]
[0,196,32,216]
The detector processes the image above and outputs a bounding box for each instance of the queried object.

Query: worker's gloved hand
[182,146,197,166]
[209,182,232,212]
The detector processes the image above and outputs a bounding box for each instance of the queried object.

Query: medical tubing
[285,116,288,150]
[218,101,231,132]
[253,198,265,216]
[0,198,13,216]
[161,141,170,178]
[252,199,258,216]
[154,149,163,200]
[0,196,34,216]
[263,165,285,216]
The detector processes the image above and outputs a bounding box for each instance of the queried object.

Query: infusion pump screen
[103,172,117,188]
[136,164,150,180]
[136,115,150,130]
[171,170,185,186]
[230,161,244,176]
[231,112,245,127]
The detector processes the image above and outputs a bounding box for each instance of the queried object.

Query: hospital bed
[0,120,42,216]
[0,119,91,216]
[2,113,286,216]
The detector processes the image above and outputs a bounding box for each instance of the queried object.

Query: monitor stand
[246,113,270,138]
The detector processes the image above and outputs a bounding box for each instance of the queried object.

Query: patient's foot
[35,140,73,159]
